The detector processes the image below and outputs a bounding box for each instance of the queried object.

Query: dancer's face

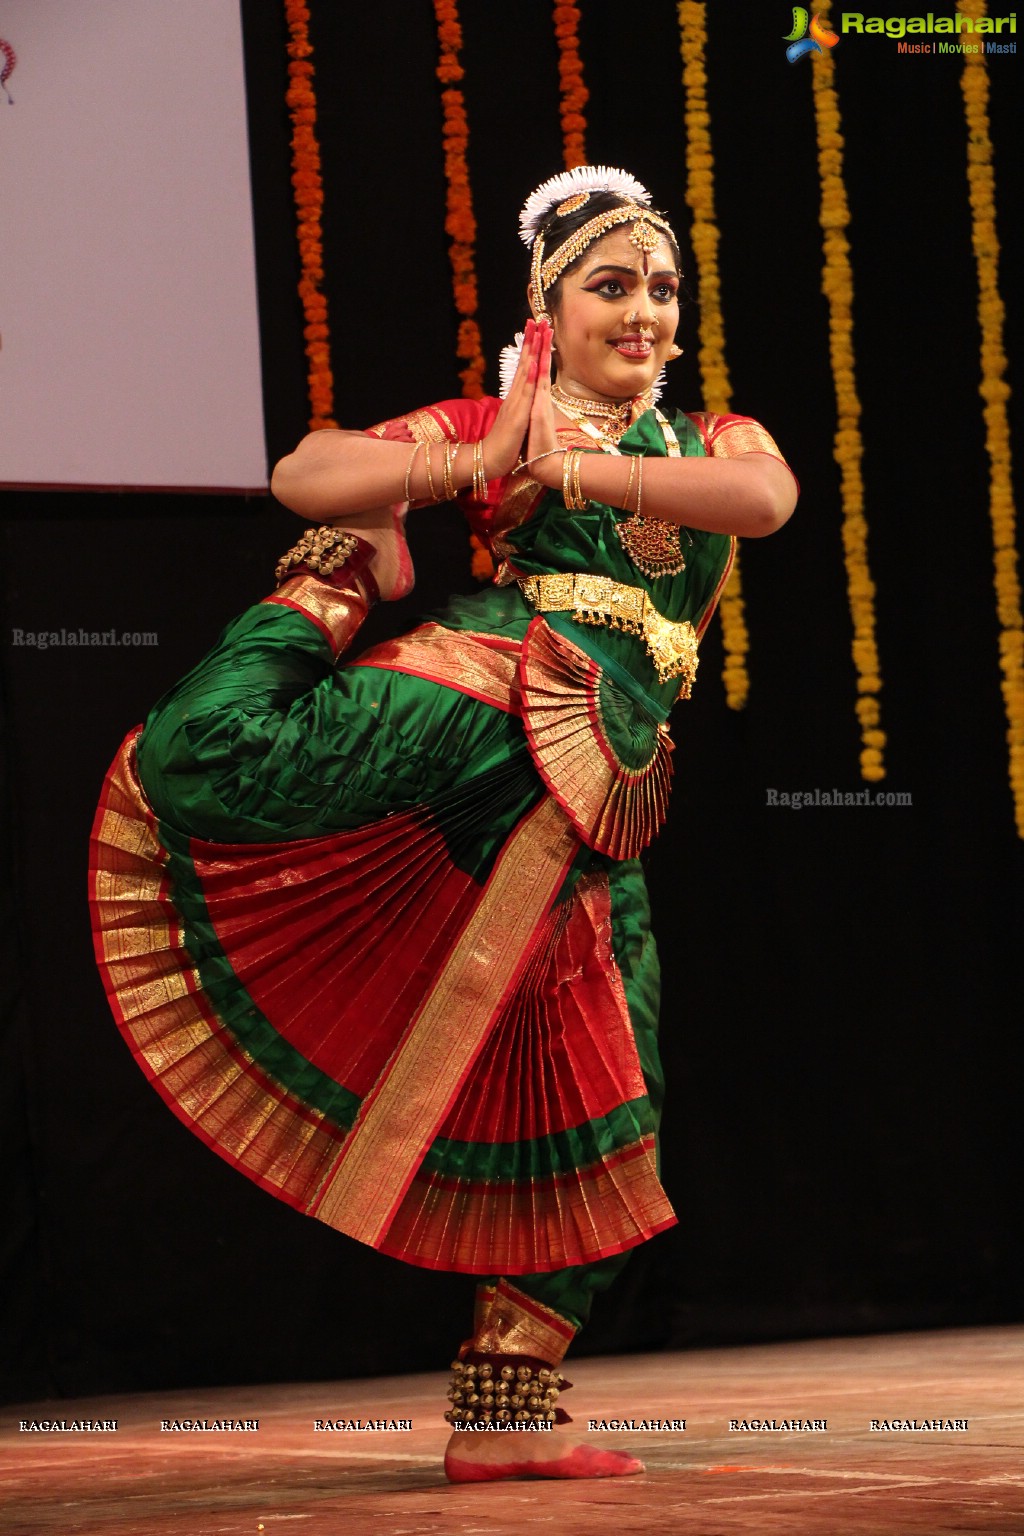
[548,228,680,403]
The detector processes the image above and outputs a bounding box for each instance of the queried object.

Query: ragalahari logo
[784,8,840,62]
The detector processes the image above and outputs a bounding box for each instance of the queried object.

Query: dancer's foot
[443,1429,644,1483]
[327,503,414,600]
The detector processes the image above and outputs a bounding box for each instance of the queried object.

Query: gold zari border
[708,417,786,460]
[313,794,579,1242]
[353,624,520,712]
[91,736,342,1200]
[263,575,368,659]
[472,1279,577,1364]
[365,407,452,445]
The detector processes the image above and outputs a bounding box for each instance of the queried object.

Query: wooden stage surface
[2,1326,1021,1535]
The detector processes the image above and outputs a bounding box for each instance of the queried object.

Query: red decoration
[553,5,589,169]
[433,0,487,399]
[284,2,337,431]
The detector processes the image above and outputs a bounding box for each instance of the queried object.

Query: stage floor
[2,1325,1022,1535]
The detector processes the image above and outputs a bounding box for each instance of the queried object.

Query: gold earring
[667,344,684,359]
[529,283,547,326]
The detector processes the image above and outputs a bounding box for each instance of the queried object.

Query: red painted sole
[444,1444,645,1483]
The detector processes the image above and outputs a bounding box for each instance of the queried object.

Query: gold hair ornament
[531,203,677,315]
[539,204,676,292]
[557,191,591,216]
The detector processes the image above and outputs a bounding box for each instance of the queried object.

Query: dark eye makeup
[585,277,679,303]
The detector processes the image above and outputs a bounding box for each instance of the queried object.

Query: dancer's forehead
[568,228,680,283]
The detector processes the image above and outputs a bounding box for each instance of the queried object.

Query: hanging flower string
[283,1,336,431]
[434,0,486,401]
[677,2,749,710]
[810,47,886,782]
[553,5,588,169]
[958,0,1023,837]
[433,1,490,578]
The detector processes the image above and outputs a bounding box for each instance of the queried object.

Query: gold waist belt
[517,572,699,693]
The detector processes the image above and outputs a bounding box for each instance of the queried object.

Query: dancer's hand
[481,319,550,477]
[522,322,560,483]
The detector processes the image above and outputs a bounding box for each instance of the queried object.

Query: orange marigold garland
[284,1,336,431]
[553,4,588,169]
[958,0,1023,837]
[434,0,486,400]
[677,2,749,710]
[810,46,886,783]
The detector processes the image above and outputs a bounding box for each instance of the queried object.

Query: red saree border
[380,1134,676,1273]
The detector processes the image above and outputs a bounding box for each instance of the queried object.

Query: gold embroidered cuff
[469,1278,577,1366]
[263,575,369,660]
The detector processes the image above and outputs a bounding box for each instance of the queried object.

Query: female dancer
[91,167,796,1482]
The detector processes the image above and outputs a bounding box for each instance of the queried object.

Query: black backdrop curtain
[1,0,1021,1401]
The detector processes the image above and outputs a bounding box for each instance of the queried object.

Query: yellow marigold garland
[957,0,1023,836]
[284,1,336,431]
[677,2,748,710]
[434,0,486,401]
[553,4,588,169]
[810,46,885,782]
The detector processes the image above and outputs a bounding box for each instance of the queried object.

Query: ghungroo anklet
[274,526,361,586]
[444,1354,572,1427]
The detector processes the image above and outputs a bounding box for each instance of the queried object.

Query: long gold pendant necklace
[551,390,692,579]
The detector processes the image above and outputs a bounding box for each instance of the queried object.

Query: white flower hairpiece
[498,332,526,399]
[518,166,653,247]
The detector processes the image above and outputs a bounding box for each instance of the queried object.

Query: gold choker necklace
[551,384,653,434]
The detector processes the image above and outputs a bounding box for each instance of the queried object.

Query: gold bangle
[423,442,437,502]
[472,439,488,501]
[525,447,566,469]
[562,448,587,512]
[572,449,585,510]
[634,452,644,517]
[623,455,637,513]
[442,440,458,502]
[404,441,422,503]
[562,447,575,509]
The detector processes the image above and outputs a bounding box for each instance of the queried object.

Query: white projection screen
[0,0,267,491]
